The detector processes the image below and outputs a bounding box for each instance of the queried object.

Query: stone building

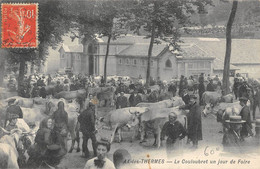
[59,36,260,80]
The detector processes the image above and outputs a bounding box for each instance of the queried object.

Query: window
[61,54,65,59]
[119,58,122,64]
[142,60,145,66]
[188,63,193,69]
[134,59,137,65]
[126,59,129,65]
[165,59,172,68]
[151,60,153,66]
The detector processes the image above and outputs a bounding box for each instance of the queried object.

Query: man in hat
[78,102,97,158]
[182,89,190,105]
[198,75,205,105]
[239,97,253,140]
[161,112,186,157]
[129,90,142,107]
[179,94,202,148]
[253,86,260,120]
[4,98,23,128]
[206,79,215,92]
[178,75,185,96]
[116,92,128,109]
[222,116,245,148]
[31,83,39,98]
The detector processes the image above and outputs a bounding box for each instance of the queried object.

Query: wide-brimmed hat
[225,116,245,124]
[239,97,248,102]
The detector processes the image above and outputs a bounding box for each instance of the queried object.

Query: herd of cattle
[0,74,252,169]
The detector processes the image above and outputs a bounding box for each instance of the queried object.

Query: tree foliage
[1,0,73,89]
[123,0,213,86]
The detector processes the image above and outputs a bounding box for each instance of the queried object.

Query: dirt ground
[58,103,260,169]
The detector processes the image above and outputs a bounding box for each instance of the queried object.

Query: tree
[222,0,238,95]
[1,0,73,92]
[124,0,213,87]
[70,0,129,85]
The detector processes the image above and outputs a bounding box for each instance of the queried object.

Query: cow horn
[0,127,10,134]
[129,109,134,114]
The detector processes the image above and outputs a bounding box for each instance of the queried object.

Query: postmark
[1,3,38,48]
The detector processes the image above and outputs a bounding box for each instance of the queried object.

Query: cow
[129,107,187,148]
[137,97,185,109]
[0,128,31,169]
[98,107,149,143]
[202,101,243,117]
[54,89,86,100]
[21,98,81,153]
[5,96,34,108]
[201,91,234,105]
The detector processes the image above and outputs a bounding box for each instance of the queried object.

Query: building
[58,36,260,80]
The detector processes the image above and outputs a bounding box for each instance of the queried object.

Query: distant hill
[186,0,260,38]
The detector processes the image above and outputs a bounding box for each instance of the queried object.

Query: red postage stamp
[1,3,38,48]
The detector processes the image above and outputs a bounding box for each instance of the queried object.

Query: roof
[182,37,260,64]
[117,43,167,57]
[60,44,83,53]
[213,58,239,70]
[98,35,151,45]
[178,44,214,59]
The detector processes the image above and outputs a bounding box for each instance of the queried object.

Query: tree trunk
[223,0,238,95]
[0,55,6,87]
[18,56,26,93]
[146,22,155,87]
[104,34,112,85]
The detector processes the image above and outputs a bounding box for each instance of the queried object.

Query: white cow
[98,107,149,143]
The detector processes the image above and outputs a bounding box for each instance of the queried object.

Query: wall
[158,51,178,81]
[116,57,157,78]
[234,64,260,79]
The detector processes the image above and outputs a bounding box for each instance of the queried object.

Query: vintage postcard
[0,0,259,169]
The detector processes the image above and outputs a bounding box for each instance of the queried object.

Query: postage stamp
[1,3,38,48]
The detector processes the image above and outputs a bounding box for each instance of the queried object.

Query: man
[178,75,185,96]
[161,112,186,157]
[239,97,253,140]
[31,83,39,98]
[198,79,205,106]
[168,84,177,97]
[116,92,128,109]
[39,84,47,98]
[180,94,202,148]
[78,102,97,158]
[182,89,190,105]
[222,116,245,151]
[253,86,260,120]
[129,90,142,107]
[54,81,64,94]
[206,79,215,92]
[4,98,23,127]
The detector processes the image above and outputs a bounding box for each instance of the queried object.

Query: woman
[27,118,65,168]
[84,139,115,169]
[52,101,69,152]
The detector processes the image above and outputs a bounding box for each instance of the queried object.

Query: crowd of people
[1,71,260,168]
